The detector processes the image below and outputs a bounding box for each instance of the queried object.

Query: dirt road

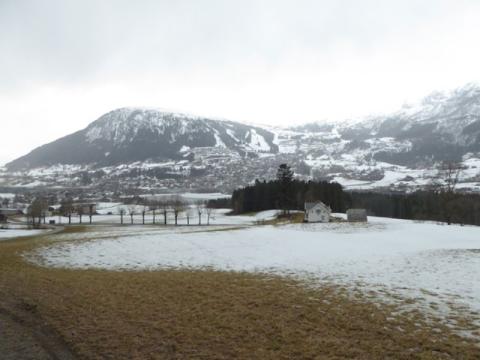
[0,305,75,360]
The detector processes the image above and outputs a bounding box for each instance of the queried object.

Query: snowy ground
[27,215,480,336]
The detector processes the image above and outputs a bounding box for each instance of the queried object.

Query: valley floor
[1,216,480,358]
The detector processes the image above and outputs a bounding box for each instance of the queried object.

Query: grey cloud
[2,0,478,93]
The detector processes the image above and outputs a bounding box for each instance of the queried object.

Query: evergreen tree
[276,164,294,213]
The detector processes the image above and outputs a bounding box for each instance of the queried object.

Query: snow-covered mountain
[271,83,480,191]
[6,108,278,170]
[3,83,480,192]
[339,83,480,165]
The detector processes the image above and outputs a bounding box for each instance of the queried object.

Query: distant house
[0,208,23,222]
[304,201,331,223]
[48,205,61,213]
[347,209,368,222]
[73,203,97,215]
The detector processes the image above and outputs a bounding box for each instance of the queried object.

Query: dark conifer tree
[276,164,294,214]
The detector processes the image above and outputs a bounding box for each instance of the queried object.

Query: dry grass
[0,229,479,359]
[260,212,305,225]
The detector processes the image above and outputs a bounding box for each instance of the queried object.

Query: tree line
[349,191,480,226]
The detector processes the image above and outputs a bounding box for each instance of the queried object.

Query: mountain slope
[339,83,480,166]
[277,83,480,166]
[6,108,278,170]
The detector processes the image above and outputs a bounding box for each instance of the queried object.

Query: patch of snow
[248,129,271,152]
[226,129,239,142]
[213,131,226,148]
[12,180,47,188]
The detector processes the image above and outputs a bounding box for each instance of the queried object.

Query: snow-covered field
[27,215,480,336]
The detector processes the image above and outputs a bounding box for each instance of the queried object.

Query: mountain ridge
[6,107,278,170]
[3,83,480,192]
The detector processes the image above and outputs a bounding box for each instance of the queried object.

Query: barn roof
[0,208,23,214]
[305,201,330,212]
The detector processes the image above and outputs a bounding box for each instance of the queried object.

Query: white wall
[306,207,330,223]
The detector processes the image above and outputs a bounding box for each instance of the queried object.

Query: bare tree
[159,200,169,225]
[206,206,215,225]
[437,161,463,193]
[60,197,74,225]
[196,201,204,225]
[26,206,36,228]
[42,207,47,224]
[436,161,465,225]
[149,201,158,224]
[171,196,185,226]
[77,205,84,224]
[119,208,125,225]
[88,204,95,224]
[128,205,136,225]
[141,205,148,225]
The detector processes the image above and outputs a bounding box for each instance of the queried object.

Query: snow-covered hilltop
[6,107,278,171]
[3,83,480,192]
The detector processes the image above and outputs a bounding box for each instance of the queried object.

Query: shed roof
[0,208,22,214]
[305,201,330,212]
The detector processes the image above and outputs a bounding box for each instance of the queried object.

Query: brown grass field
[0,227,479,359]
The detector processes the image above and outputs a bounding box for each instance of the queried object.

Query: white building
[304,201,331,223]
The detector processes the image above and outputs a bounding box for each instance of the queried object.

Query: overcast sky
[2,0,480,165]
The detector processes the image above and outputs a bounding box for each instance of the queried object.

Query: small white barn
[304,201,331,223]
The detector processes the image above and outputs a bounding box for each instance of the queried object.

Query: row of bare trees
[59,198,96,225]
[119,197,215,225]
[26,195,216,227]
[25,197,96,227]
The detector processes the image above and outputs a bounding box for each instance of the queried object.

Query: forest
[349,191,480,226]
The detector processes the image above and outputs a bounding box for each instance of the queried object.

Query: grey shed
[347,209,367,222]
